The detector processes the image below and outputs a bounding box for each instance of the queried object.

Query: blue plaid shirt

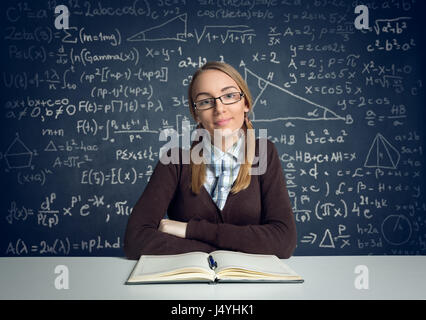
[203,134,244,211]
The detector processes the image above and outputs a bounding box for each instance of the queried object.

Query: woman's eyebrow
[194,92,210,100]
[194,86,239,100]
[221,85,239,92]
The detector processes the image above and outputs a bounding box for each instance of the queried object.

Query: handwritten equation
[1,0,425,256]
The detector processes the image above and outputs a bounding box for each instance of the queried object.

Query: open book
[126,250,303,284]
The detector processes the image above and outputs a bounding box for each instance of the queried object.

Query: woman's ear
[244,97,250,112]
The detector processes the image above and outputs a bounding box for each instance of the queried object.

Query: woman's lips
[214,118,231,126]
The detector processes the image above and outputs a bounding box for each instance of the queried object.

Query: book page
[130,251,211,279]
[211,250,299,277]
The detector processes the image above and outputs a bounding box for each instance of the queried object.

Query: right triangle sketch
[127,13,187,42]
[243,67,347,123]
[364,133,400,169]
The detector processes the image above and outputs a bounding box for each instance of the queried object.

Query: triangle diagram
[4,134,33,169]
[243,67,346,123]
[5,134,31,156]
[319,229,335,248]
[127,14,187,42]
[364,133,400,169]
[44,140,57,152]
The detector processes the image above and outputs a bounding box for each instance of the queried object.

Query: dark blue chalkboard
[1,0,425,256]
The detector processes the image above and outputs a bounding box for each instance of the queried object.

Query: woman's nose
[213,99,226,113]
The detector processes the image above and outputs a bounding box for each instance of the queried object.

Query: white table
[0,256,425,300]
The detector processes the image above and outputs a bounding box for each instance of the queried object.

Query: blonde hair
[188,61,255,194]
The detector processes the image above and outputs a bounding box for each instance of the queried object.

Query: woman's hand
[158,219,187,238]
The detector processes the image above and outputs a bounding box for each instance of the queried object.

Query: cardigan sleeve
[185,139,297,259]
[123,149,218,260]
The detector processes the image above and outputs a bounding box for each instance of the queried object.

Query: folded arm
[123,155,217,260]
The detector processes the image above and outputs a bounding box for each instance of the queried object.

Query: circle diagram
[381,214,412,245]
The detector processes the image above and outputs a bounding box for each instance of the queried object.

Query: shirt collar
[210,131,244,161]
[201,130,245,165]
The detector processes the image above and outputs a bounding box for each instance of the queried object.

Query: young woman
[124,61,297,259]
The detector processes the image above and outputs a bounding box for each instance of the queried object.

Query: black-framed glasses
[193,92,244,111]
